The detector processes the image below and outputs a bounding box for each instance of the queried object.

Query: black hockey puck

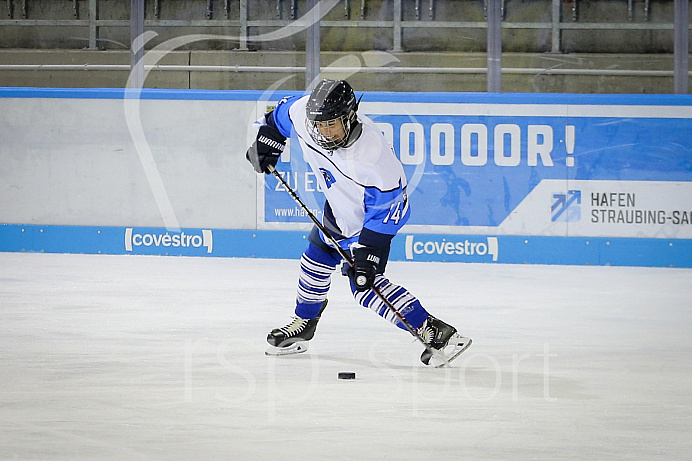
[338,371,356,380]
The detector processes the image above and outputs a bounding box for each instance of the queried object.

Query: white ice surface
[1,252,691,460]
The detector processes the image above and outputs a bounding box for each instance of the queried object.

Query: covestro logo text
[404,235,498,262]
[125,228,213,254]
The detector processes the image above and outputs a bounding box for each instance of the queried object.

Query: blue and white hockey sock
[351,275,429,332]
[295,243,341,319]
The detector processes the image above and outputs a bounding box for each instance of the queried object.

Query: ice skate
[418,315,472,367]
[265,301,327,356]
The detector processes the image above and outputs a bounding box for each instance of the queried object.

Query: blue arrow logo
[552,190,582,222]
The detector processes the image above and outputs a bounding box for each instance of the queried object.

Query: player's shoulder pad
[272,95,303,138]
[355,121,404,186]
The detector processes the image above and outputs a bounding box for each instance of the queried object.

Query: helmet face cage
[305,79,358,150]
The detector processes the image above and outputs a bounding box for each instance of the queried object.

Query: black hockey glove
[246,124,286,174]
[349,245,382,292]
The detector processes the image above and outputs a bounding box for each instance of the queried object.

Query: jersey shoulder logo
[319,168,336,189]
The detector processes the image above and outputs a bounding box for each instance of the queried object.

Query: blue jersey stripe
[272,95,300,139]
[363,183,410,235]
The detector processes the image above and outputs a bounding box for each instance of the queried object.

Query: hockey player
[246,79,471,366]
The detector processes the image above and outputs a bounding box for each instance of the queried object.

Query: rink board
[1,88,691,267]
[1,224,690,268]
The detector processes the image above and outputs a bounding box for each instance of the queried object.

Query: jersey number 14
[382,193,408,225]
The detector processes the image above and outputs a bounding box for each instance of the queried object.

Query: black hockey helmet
[305,79,360,150]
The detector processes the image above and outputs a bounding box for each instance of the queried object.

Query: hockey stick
[267,164,450,367]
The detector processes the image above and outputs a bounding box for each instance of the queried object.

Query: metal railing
[0,64,684,78]
[1,0,687,53]
[1,0,689,93]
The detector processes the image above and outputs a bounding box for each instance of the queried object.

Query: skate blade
[265,341,309,357]
[431,335,472,368]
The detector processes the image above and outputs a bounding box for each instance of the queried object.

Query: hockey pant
[295,243,429,331]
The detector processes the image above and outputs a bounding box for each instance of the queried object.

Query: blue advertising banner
[1,224,690,268]
[0,224,309,259]
[260,94,692,242]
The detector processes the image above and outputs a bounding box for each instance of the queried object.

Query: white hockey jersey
[256,94,410,249]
